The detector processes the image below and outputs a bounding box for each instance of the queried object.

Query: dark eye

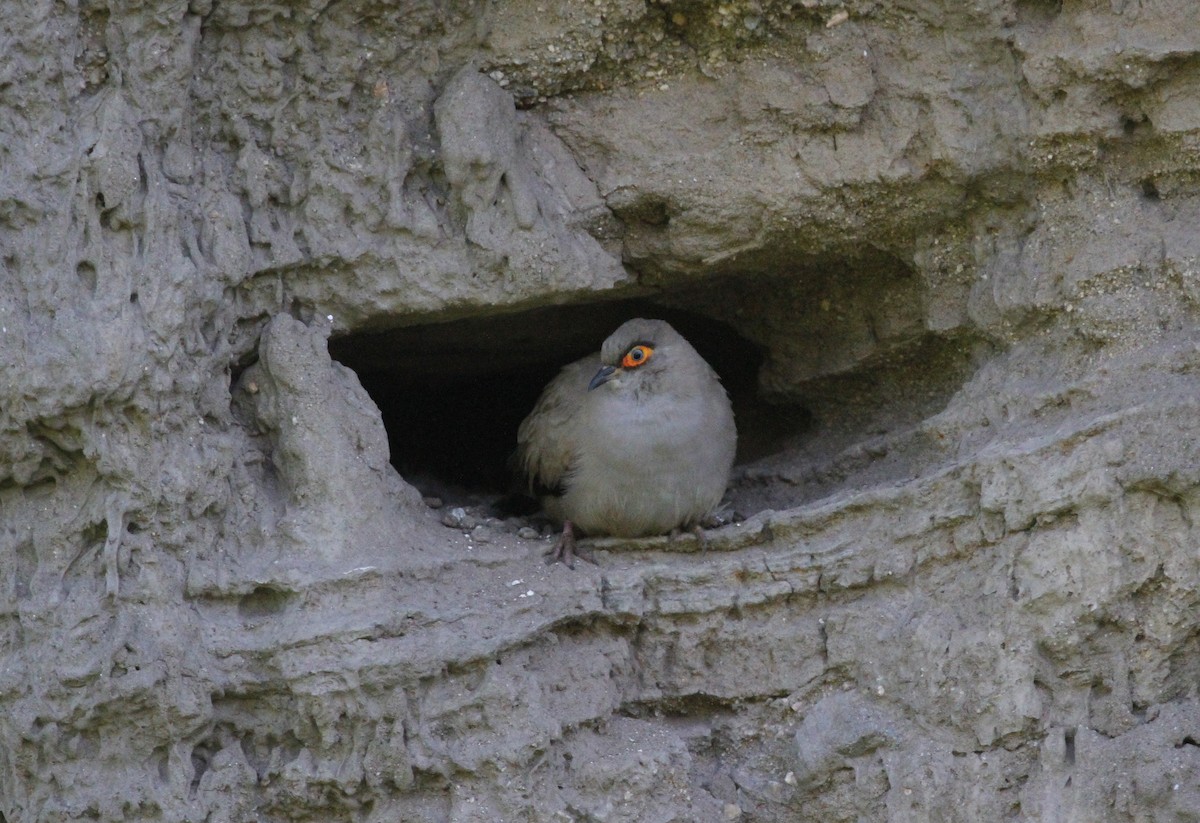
[621,345,654,369]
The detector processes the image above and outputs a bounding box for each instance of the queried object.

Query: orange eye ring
[621,345,654,369]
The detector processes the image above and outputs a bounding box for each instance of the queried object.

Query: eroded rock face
[2,0,1199,820]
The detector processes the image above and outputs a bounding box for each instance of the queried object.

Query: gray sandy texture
[2,0,1200,820]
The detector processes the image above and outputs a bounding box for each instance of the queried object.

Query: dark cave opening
[326,251,990,514]
[328,298,796,504]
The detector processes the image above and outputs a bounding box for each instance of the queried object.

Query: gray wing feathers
[516,356,595,495]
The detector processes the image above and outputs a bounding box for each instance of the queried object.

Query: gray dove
[517,318,737,566]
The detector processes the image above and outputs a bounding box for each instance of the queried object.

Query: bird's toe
[543,521,596,568]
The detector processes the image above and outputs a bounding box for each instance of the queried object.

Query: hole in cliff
[152,745,170,783]
[620,692,740,720]
[1015,0,1062,23]
[329,300,778,505]
[1121,113,1153,137]
[329,252,988,515]
[614,196,671,227]
[76,261,97,294]
[238,585,294,619]
[190,739,215,792]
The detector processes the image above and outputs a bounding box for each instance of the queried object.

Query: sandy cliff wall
[2,0,1200,820]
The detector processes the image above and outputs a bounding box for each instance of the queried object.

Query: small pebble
[826,9,849,27]
[471,525,493,543]
[423,496,444,509]
[517,526,540,540]
[723,803,742,820]
[441,507,477,529]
